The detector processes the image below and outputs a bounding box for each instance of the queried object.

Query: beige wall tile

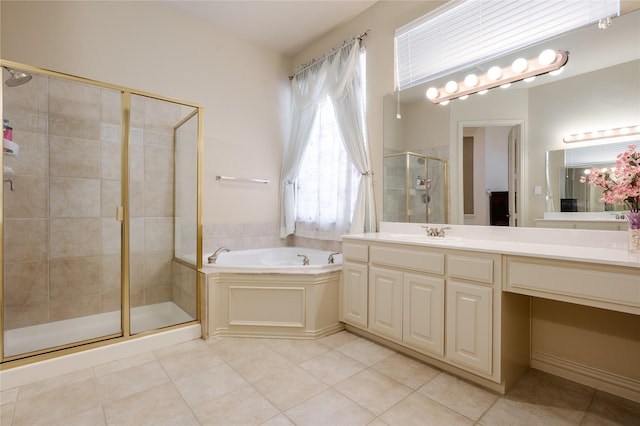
[143,250,172,287]
[50,293,101,321]
[129,144,144,182]
[129,253,144,290]
[3,261,49,305]
[101,291,121,313]
[102,254,121,293]
[3,131,48,176]
[50,218,101,258]
[101,179,121,218]
[144,217,173,251]
[50,177,101,218]
[144,145,173,183]
[144,128,174,147]
[3,302,49,329]
[129,179,145,218]
[49,113,100,140]
[100,140,121,180]
[100,88,122,125]
[101,218,122,255]
[50,136,100,178]
[4,218,48,262]
[145,284,172,304]
[144,179,173,217]
[49,256,101,300]
[2,175,48,218]
[49,78,101,121]
[144,97,183,132]
[130,218,145,253]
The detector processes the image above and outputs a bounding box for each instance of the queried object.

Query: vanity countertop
[344,223,640,268]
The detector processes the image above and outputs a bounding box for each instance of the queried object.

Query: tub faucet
[208,247,230,264]
[297,254,310,266]
[328,252,340,264]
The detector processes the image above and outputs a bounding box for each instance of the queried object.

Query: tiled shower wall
[3,74,193,330]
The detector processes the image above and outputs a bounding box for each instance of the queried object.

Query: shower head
[2,66,32,87]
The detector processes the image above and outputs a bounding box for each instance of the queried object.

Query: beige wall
[1,0,290,226]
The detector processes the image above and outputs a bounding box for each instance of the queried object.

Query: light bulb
[524,76,536,83]
[564,135,573,141]
[512,58,528,73]
[538,49,557,66]
[440,100,450,106]
[487,66,502,81]
[590,131,600,138]
[464,74,479,87]
[549,67,564,76]
[577,133,585,140]
[620,127,630,134]
[426,87,439,100]
[500,83,511,89]
[604,129,613,137]
[445,80,458,94]
[584,169,591,175]
[478,89,488,95]
[459,95,469,100]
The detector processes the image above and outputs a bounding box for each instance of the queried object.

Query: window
[294,51,366,240]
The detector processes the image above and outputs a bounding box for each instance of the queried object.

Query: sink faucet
[297,254,310,265]
[421,225,451,237]
[208,247,230,264]
[328,252,340,264]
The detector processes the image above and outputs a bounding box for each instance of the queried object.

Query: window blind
[564,140,634,167]
[395,0,620,90]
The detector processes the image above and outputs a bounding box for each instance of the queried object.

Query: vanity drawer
[506,257,640,314]
[370,245,444,275]
[447,255,494,284]
[343,242,369,262]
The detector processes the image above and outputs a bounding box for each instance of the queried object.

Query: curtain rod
[288,30,370,80]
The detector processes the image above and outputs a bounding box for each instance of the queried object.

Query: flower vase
[627,211,640,253]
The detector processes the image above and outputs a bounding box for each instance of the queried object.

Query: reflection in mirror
[383,8,640,227]
[546,140,638,213]
[383,152,448,223]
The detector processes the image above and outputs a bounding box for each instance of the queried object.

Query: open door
[507,125,520,227]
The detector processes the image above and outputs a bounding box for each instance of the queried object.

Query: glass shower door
[2,70,124,358]
[127,94,197,335]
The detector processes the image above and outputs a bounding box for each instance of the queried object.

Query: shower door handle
[116,206,124,222]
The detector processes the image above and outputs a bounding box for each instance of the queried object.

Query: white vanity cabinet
[341,237,528,393]
[445,253,500,375]
[341,242,369,328]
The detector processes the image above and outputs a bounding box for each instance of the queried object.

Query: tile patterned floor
[1,331,639,426]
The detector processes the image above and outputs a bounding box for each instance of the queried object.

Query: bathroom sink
[384,233,464,244]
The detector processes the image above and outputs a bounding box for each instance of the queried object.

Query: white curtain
[280,39,376,238]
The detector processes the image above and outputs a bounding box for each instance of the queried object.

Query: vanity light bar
[563,125,640,143]
[426,49,569,105]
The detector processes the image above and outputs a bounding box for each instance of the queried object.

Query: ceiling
[160,0,377,56]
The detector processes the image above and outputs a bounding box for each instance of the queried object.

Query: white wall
[0,0,290,226]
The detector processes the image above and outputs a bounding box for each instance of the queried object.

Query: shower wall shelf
[216,175,270,184]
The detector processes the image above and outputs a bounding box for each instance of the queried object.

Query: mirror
[546,140,638,213]
[384,9,640,227]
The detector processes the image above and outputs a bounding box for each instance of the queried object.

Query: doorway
[455,120,525,226]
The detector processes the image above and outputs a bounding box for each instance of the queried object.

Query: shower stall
[1,61,203,363]
[383,152,449,223]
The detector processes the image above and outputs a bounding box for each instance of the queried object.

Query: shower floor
[3,302,194,358]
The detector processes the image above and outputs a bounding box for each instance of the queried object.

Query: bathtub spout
[297,254,310,266]
[208,247,230,264]
[328,252,340,264]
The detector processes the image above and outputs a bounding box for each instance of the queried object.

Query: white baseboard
[531,351,640,403]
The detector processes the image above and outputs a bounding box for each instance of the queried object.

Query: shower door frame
[0,59,204,367]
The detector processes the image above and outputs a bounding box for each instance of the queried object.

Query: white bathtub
[199,247,344,339]
[200,247,343,274]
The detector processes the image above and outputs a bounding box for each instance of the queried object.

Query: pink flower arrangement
[580,144,640,213]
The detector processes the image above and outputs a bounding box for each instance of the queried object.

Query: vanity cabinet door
[342,262,369,328]
[369,266,403,341]
[403,273,444,356]
[445,280,493,375]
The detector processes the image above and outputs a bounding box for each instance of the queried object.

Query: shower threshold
[3,302,194,358]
